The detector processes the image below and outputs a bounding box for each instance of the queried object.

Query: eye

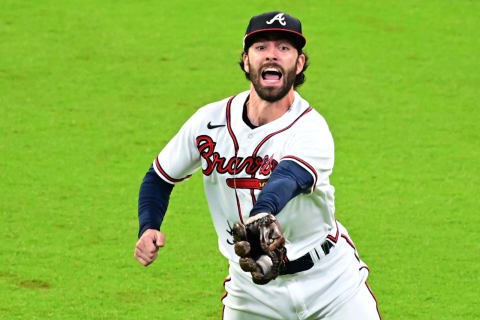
[280,45,290,51]
[255,44,266,50]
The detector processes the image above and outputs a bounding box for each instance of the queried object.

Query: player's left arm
[233,161,313,283]
[250,160,313,217]
[250,116,334,217]
[234,117,334,282]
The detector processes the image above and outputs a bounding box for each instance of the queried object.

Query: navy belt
[281,240,334,275]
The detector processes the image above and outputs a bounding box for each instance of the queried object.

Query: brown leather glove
[232,213,287,285]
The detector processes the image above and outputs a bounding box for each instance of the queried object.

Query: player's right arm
[135,229,165,266]
[134,105,207,266]
[134,165,174,266]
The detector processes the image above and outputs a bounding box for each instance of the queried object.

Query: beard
[248,60,298,103]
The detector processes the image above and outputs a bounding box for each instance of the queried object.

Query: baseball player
[134,11,381,320]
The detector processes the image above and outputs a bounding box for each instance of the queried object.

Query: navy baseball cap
[243,11,306,51]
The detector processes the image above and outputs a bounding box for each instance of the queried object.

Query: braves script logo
[266,13,286,26]
[196,135,277,177]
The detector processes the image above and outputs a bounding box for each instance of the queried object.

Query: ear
[243,53,250,73]
[296,53,306,75]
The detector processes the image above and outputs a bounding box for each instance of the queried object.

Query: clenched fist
[134,229,165,266]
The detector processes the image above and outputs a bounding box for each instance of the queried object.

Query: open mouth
[261,68,283,82]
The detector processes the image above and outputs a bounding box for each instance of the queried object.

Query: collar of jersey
[231,90,308,133]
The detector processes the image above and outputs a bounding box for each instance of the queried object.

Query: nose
[264,44,278,61]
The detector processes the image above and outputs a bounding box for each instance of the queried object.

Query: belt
[281,240,334,275]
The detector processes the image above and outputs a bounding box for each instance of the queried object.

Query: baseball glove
[232,213,286,285]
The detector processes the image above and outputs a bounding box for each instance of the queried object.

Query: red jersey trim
[234,191,244,224]
[248,106,313,204]
[154,157,191,183]
[226,95,244,223]
[251,107,313,159]
[225,96,239,154]
[365,281,383,320]
[341,232,361,262]
[221,277,231,302]
[341,233,356,250]
[327,220,340,243]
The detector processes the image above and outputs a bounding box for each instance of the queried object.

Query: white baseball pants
[222,223,381,320]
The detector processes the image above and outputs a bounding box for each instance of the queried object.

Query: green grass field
[1,1,479,319]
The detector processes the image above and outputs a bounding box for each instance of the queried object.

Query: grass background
[1,0,479,319]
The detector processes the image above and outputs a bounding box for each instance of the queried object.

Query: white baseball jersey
[153,90,339,262]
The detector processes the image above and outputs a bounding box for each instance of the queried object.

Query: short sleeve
[153,110,203,184]
[281,113,334,192]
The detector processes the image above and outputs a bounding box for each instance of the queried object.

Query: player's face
[244,36,305,102]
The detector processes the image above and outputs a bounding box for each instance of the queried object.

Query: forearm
[138,165,174,237]
[250,160,314,216]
